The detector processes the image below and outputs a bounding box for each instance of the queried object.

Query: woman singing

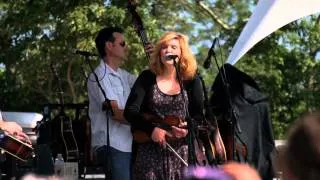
[124,31,204,179]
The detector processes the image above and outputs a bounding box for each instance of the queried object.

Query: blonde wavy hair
[149,32,197,80]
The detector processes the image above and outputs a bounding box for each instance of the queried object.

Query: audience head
[183,166,233,180]
[183,162,261,180]
[222,162,261,180]
[281,111,320,180]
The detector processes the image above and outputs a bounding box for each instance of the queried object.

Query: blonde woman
[124,32,204,179]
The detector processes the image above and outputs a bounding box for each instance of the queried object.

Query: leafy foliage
[1,0,319,138]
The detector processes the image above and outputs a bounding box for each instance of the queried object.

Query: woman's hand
[178,121,187,128]
[171,126,188,139]
[151,127,172,147]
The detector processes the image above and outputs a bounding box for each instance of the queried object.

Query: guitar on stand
[50,64,79,162]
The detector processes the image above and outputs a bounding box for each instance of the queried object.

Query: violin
[133,114,182,143]
[133,114,209,167]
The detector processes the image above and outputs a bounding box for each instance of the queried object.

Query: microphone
[73,49,98,57]
[203,38,217,69]
[165,55,179,61]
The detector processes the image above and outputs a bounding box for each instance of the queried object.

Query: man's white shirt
[87,61,136,152]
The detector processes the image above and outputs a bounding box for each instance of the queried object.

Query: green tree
[0,0,319,138]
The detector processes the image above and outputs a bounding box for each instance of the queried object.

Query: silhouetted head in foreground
[281,111,320,180]
[184,162,261,180]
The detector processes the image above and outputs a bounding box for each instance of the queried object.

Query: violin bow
[166,142,188,167]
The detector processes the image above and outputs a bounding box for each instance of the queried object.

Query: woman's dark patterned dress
[133,84,189,180]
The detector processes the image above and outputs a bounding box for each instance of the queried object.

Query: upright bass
[127,0,151,61]
[127,0,191,166]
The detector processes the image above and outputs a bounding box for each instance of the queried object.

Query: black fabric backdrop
[210,63,276,180]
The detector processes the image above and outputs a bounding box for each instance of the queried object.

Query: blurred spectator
[183,162,261,180]
[183,166,233,180]
[222,162,261,180]
[281,111,320,180]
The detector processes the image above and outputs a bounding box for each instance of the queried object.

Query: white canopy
[227,0,320,65]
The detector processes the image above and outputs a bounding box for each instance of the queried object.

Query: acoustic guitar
[50,64,79,161]
[0,131,34,162]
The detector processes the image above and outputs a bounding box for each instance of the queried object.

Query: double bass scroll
[127,0,151,61]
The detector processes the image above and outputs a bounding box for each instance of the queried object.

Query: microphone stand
[172,59,197,165]
[201,38,218,142]
[84,55,113,180]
